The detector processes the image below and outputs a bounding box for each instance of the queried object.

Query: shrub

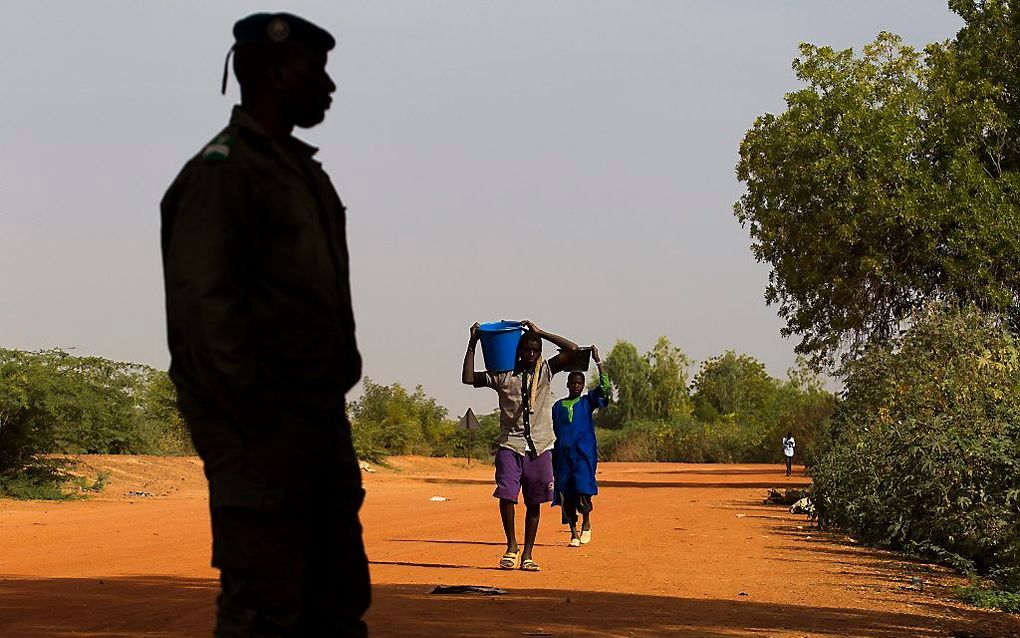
[598,416,769,463]
[0,348,192,498]
[349,378,460,461]
[957,582,1020,614]
[812,305,1020,584]
[0,460,78,500]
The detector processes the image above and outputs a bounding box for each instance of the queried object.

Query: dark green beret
[232,12,335,51]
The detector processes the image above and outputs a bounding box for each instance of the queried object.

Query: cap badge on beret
[267,18,290,42]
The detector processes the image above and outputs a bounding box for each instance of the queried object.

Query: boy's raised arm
[462,322,481,385]
[522,320,578,374]
[522,320,578,352]
[593,345,611,397]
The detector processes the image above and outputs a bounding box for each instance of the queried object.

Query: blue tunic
[552,383,609,503]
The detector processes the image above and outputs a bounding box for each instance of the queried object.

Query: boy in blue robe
[552,346,610,546]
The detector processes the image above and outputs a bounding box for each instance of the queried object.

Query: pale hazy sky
[1,2,962,413]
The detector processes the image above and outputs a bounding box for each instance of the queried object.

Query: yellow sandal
[499,549,520,570]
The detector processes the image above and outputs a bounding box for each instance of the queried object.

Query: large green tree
[647,337,693,420]
[735,21,1020,367]
[0,348,191,495]
[601,337,691,426]
[348,378,452,459]
[690,351,776,420]
[949,0,1020,172]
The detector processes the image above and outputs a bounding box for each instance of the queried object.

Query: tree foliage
[735,25,1020,366]
[598,340,833,464]
[691,351,776,420]
[348,378,503,462]
[812,305,1020,584]
[0,348,191,495]
[735,5,1020,597]
[648,337,693,420]
[949,0,1020,172]
[600,337,692,426]
[348,378,454,461]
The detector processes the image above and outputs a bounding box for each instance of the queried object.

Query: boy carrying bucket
[462,320,578,571]
[552,346,610,547]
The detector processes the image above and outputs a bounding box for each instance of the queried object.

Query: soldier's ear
[265,62,291,91]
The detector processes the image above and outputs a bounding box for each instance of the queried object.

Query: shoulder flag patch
[202,134,236,161]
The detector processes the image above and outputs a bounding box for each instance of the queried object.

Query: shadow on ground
[640,468,802,477]
[0,576,1014,638]
[414,476,811,489]
[389,538,554,547]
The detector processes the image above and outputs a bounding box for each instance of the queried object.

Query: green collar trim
[562,397,581,423]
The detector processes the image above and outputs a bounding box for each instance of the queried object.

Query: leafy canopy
[600,337,692,426]
[735,25,1020,366]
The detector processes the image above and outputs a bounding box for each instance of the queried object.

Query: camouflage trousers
[188,409,370,637]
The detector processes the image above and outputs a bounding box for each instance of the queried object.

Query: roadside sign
[457,408,481,431]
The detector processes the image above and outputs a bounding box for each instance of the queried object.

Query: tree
[600,338,691,426]
[812,304,1020,580]
[735,28,1020,368]
[765,358,835,466]
[691,351,775,420]
[0,348,192,496]
[601,341,651,426]
[948,0,1020,173]
[138,370,193,454]
[348,378,452,460]
[0,350,61,479]
[647,337,693,420]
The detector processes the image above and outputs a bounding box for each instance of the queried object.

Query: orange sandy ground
[0,455,1017,638]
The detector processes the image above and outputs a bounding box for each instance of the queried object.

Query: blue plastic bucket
[477,321,523,372]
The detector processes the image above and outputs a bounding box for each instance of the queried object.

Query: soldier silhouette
[160,12,369,637]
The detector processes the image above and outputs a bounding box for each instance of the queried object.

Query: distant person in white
[782,432,796,477]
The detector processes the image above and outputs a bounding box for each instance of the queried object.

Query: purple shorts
[493,448,554,506]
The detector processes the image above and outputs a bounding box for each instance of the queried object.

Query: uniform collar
[230,105,320,157]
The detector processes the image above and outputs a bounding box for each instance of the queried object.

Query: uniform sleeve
[474,371,508,389]
[161,162,261,423]
[587,372,611,409]
[326,191,362,391]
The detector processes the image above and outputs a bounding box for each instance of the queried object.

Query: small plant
[0,463,77,500]
[957,581,1020,613]
[82,470,111,493]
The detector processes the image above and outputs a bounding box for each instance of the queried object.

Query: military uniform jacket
[161,106,360,425]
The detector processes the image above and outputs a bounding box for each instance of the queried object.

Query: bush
[0,460,78,500]
[597,372,833,466]
[349,378,461,461]
[598,415,770,463]
[0,348,192,498]
[812,305,1020,585]
[957,582,1020,614]
[440,410,501,460]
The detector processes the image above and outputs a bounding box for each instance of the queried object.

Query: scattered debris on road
[790,496,817,520]
[762,487,808,505]
[430,585,507,596]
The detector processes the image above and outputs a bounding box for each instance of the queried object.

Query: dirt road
[0,455,1015,637]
